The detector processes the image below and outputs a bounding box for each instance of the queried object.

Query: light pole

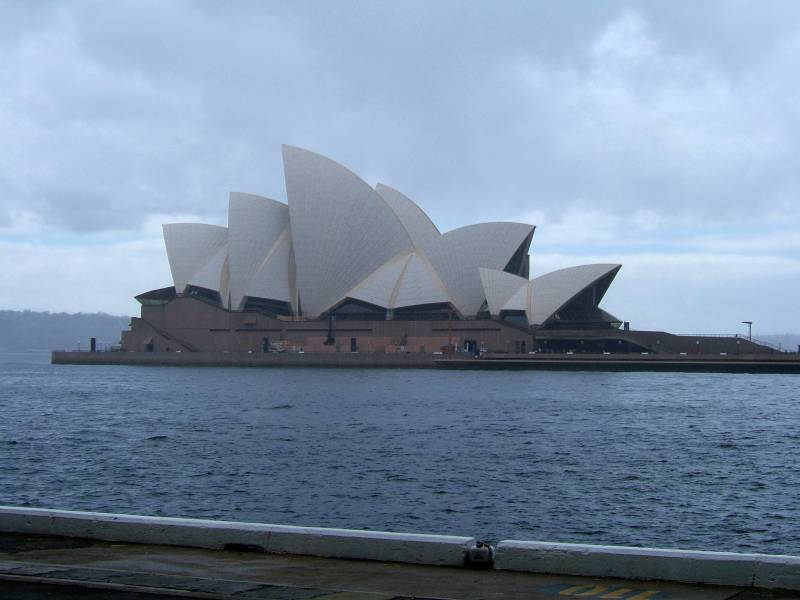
[741,321,752,342]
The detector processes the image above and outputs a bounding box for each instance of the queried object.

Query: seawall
[436,353,800,373]
[51,350,800,372]
[1,507,799,591]
[51,350,436,368]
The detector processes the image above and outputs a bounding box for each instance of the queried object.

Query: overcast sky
[1,1,798,335]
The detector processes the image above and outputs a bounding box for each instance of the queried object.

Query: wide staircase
[532,328,783,355]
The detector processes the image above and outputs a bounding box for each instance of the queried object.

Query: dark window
[186,285,222,305]
[393,302,457,321]
[329,299,386,321]
[243,297,292,317]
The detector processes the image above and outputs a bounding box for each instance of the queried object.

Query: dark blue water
[1,351,799,553]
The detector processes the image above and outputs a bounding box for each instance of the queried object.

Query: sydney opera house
[122,145,630,355]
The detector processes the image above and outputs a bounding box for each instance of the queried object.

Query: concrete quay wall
[1,507,799,590]
[51,350,436,368]
[494,540,800,590]
[52,350,800,372]
[436,353,800,373]
[0,507,472,567]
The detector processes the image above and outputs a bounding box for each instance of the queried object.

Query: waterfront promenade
[0,508,798,599]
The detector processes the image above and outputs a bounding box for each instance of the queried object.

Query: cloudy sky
[1,1,798,335]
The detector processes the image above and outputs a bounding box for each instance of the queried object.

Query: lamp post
[741,321,752,342]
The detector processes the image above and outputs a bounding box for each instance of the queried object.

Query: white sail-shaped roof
[375,184,440,249]
[283,145,414,317]
[478,268,528,316]
[188,243,228,295]
[392,253,451,308]
[154,146,627,323]
[531,264,621,326]
[348,252,451,309]
[227,193,289,310]
[163,223,228,294]
[348,253,411,308]
[420,222,534,316]
[245,228,292,303]
[503,280,534,324]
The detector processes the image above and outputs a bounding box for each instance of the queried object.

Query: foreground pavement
[0,533,796,600]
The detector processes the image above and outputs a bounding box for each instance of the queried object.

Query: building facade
[122,146,625,354]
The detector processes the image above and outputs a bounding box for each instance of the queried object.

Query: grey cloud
[2,1,800,235]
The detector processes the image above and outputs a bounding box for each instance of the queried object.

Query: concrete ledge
[494,540,800,590]
[6,507,800,588]
[435,356,800,373]
[51,351,436,369]
[754,554,800,590]
[0,507,473,567]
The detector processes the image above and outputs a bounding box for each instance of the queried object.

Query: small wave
[145,435,170,441]
[571,529,608,536]
[268,404,294,410]
[386,474,415,482]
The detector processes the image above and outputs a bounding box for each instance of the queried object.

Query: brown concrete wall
[123,297,535,355]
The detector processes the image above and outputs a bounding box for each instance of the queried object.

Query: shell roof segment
[245,227,292,304]
[504,282,534,324]
[531,263,621,326]
[392,252,451,308]
[347,251,452,310]
[347,253,412,308]
[163,223,228,295]
[283,145,414,317]
[420,222,535,316]
[188,243,229,298]
[478,268,528,316]
[227,193,289,310]
[375,183,441,250]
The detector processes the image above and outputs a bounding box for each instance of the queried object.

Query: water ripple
[1,350,799,553]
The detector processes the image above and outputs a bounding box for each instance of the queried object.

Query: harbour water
[1,350,798,554]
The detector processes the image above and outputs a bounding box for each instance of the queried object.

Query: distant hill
[0,310,130,351]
